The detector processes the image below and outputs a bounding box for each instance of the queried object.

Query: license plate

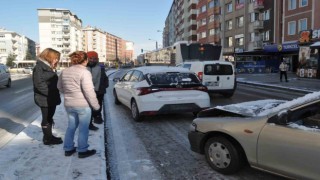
[205,82,219,86]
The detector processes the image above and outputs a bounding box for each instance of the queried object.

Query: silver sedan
[188,92,320,179]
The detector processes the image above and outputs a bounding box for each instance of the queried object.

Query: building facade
[82,26,107,63]
[106,32,123,65]
[0,28,36,64]
[38,8,83,64]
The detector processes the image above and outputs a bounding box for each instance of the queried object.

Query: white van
[181,61,236,97]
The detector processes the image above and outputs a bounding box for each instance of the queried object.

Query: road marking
[14,87,33,94]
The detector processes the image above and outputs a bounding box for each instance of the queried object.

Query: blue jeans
[64,107,91,152]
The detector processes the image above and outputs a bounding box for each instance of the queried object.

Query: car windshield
[146,72,200,86]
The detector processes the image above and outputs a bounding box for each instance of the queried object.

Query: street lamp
[148,38,158,50]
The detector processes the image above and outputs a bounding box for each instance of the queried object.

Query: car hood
[198,99,287,118]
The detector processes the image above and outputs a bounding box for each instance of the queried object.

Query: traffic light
[141,49,143,53]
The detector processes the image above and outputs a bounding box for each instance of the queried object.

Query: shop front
[297,29,320,78]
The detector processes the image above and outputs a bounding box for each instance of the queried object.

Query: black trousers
[91,93,104,120]
[40,106,56,126]
[280,71,288,81]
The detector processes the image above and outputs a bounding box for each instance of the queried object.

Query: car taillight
[137,87,160,96]
[194,86,208,92]
[198,72,203,81]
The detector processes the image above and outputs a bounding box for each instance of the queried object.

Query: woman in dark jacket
[33,48,62,145]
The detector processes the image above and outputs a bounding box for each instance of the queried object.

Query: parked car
[23,67,33,74]
[0,64,11,88]
[188,92,320,179]
[180,61,236,98]
[113,66,210,121]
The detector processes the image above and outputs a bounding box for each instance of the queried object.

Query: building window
[226,20,232,30]
[209,29,219,36]
[263,31,270,41]
[236,37,244,46]
[209,15,215,23]
[201,31,206,38]
[226,37,233,47]
[288,0,297,10]
[263,10,270,20]
[288,21,296,35]
[300,0,308,7]
[299,18,307,31]
[201,5,206,13]
[208,1,214,8]
[202,18,207,26]
[250,12,259,22]
[236,16,244,27]
[226,3,232,13]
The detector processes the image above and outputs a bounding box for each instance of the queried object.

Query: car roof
[132,66,192,74]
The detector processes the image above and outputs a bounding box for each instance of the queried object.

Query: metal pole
[156,41,158,50]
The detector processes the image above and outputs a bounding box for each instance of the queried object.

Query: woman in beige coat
[57,51,100,158]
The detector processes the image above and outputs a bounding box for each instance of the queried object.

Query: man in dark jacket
[87,51,109,130]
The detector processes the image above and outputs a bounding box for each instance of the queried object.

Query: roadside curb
[237,80,315,94]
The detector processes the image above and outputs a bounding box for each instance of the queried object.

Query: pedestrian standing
[33,48,63,145]
[57,51,100,158]
[279,61,289,82]
[86,51,109,130]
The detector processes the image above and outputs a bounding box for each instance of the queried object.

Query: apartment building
[123,41,134,63]
[38,8,83,64]
[0,28,36,64]
[82,26,107,63]
[163,0,198,47]
[106,32,123,65]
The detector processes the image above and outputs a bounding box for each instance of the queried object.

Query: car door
[0,66,6,86]
[121,70,142,107]
[116,70,133,105]
[257,101,320,179]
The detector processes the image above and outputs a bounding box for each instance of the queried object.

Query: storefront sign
[264,42,298,52]
[312,29,320,39]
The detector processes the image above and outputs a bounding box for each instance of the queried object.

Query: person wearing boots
[57,51,100,158]
[86,51,109,130]
[33,48,63,145]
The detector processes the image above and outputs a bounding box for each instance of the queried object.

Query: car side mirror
[113,78,120,82]
[277,111,290,125]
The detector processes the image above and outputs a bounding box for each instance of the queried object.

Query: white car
[113,66,211,121]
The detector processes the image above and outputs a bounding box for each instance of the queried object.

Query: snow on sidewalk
[0,100,106,180]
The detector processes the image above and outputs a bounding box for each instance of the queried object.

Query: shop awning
[310,41,320,48]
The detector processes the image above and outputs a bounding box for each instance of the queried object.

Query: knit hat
[87,51,98,59]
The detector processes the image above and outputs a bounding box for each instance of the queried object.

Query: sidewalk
[0,99,107,180]
[0,72,319,180]
[237,72,320,93]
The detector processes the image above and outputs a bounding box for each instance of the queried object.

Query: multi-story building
[123,41,134,64]
[0,28,36,64]
[106,32,123,65]
[82,26,107,63]
[38,8,83,64]
[163,0,197,47]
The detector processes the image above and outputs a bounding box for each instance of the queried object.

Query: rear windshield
[204,64,233,75]
[146,72,200,86]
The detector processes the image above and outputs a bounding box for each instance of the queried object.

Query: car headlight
[189,122,197,132]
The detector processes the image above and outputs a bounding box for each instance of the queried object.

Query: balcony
[253,20,263,30]
[63,33,70,38]
[63,41,70,45]
[62,28,70,32]
[254,0,264,10]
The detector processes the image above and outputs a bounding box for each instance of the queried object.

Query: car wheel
[131,99,142,122]
[113,89,120,105]
[6,79,11,88]
[204,137,244,175]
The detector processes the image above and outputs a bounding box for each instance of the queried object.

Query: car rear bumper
[188,131,206,154]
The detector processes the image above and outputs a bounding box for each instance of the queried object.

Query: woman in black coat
[33,48,62,145]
